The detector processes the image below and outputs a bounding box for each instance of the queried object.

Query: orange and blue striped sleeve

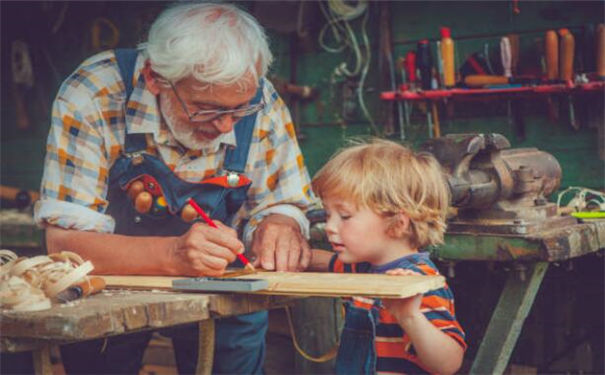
[328,254,371,274]
[411,262,467,350]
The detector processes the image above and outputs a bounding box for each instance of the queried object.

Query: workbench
[1,288,298,375]
[433,220,605,375]
[3,209,604,374]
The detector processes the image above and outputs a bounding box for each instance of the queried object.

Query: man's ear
[142,60,161,95]
[387,212,410,238]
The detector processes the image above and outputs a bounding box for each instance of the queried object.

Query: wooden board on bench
[103,271,445,298]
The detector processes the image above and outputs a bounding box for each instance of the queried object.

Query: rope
[284,304,342,363]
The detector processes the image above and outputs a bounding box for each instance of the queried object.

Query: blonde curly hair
[312,138,450,249]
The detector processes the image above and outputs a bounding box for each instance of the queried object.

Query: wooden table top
[1,288,298,352]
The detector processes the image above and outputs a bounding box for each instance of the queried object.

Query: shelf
[380,81,605,101]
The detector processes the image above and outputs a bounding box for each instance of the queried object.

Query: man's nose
[212,115,235,134]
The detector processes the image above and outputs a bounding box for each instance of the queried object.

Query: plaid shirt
[35,50,318,243]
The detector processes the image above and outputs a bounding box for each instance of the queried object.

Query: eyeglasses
[168,81,265,123]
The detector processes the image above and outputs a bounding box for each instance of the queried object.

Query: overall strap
[115,48,148,154]
[115,48,138,98]
[223,81,266,173]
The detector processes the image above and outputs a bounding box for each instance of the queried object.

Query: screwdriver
[559,28,578,129]
[56,276,106,303]
[545,30,559,122]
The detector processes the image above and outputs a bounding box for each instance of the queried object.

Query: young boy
[309,139,466,375]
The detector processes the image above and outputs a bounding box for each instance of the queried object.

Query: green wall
[1,1,603,192]
[284,1,604,189]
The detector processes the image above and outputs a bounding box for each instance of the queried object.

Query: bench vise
[421,133,576,235]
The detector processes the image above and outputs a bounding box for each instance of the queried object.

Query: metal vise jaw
[421,133,575,235]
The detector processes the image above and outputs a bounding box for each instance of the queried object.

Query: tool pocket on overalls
[335,302,378,375]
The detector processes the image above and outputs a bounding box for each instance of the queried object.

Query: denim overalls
[335,299,381,374]
[60,49,268,375]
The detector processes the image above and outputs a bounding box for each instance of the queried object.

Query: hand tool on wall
[559,28,575,82]
[463,75,541,87]
[459,52,491,78]
[501,35,526,140]
[416,40,433,91]
[404,51,417,90]
[402,51,417,138]
[559,28,578,129]
[397,57,409,140]
[596,24,605,80]
[436,40,444,87]
[545,30,559,122]
[512,0,520,15]
[545,30,559,81]
[416,40,436,137]
[501,37,513,79]
[440,27,455,88]
[500,37,515,129]
[11,40,34,130]
[91,17,120,51]
[507,34,520,76]
[431,100,441,138]
[578,24,595,74]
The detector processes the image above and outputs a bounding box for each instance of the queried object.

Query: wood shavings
[0,249,95,312]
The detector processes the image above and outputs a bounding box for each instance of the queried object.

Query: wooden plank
[103,271,446,298]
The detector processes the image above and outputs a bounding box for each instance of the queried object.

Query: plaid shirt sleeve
[239,80,321,244]
[34,52,123,233]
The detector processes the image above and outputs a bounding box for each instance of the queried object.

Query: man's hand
[171,221,244,276]
[250,214,310,271]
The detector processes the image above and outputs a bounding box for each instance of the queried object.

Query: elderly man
[35,2,317,374]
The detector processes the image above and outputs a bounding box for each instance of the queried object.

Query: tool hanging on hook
[91,17,120,51]
[11,40,34,130]
[512,0,520,15]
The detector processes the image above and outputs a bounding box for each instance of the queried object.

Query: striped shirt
[34,49,319,243]
[330,252,466,374]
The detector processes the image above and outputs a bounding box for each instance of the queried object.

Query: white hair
[140,2,273,87]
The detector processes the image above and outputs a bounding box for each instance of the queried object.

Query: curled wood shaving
[0,250,94,312]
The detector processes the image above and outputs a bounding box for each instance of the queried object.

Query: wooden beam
[470,262,549,375]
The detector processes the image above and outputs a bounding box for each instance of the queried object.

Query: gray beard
[159,95,226,153]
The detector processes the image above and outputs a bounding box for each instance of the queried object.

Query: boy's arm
[308,249,334,271]
[395,309,464,375]
[383,268,464,375]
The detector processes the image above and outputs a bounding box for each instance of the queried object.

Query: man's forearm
[46,226,179,276]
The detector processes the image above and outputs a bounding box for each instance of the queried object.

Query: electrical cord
[319,0,377,134]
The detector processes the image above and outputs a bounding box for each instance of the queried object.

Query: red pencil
[187,198,256,272]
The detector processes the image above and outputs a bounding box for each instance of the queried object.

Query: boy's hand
[382,268,423,323]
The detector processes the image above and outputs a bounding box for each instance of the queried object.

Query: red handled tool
[56,276,106,303]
